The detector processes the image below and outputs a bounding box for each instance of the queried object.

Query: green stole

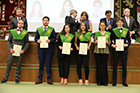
[10,29,28,40]
[37,26,54,37]
[113,27,128,38]
[75,32,92,42]
[60,33,74,43]
[94,31,111,40]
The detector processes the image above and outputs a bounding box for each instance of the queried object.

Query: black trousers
[76,54,89,80]
[113,49,128,83]
[58,55,70,78]
[95,53,108,85]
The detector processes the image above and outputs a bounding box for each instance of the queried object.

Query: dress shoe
[112,83,117,86]
[47,80,53,85]
[35,80,42,84]
[63,83,67,85]
[1,78,8,83]
[15,79,19,84]
[122,83,128,87]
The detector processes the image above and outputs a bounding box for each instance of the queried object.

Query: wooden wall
[0,40,140,84]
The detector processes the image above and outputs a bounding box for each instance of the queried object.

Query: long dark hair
[77,22,88,36]
[57,24,70,39]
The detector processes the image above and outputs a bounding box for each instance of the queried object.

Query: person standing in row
[65,9,80,35]
[94,21,111,86]
[123,8,138,39]
[1,20,29,84]
[35,16,56,85]
[100,10,116,32]
[80,11,92,32]
[57,24,74,85]
[111,17,131,87]
[75,22,92,86]
[10,8,28,30]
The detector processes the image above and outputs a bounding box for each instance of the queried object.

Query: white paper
[62,42,71,55]
[79,43,88,55]
[116,39,124,51]
[12,44,22,57]
[97,36,106,48]
[40,36,48,48]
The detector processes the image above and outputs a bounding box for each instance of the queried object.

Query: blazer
[65,16,80,35]
[100,18,116,32]
[10,17,28,30]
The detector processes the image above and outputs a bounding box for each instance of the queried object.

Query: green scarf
[94,31,111,40]
[75,32,92,42]
[10,29,28,40]
[37,26,54,37]
[60,33,74,43]
[113,27,128,38]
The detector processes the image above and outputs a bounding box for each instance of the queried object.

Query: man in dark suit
[35,16,56,85]
[65,9,80,35]
[10,8,28,30]
[100,10,116,32]
[123,8,138,39]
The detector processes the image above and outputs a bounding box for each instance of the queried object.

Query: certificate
[79,43,88,55]
[12,44,22,57]
[97,36,106,48]
[116,39,124,51]
[40,36,48,48]
[62,42,71,55]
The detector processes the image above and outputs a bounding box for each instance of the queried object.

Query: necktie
[73,18,76,21]
[119,28,123,30]
[17,29,21,32]
[107,20,110,26]
[44,28,47,32]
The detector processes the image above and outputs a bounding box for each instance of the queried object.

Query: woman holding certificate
[57,24,74,85]
[75,22,92,86]
[94,21,111,86]
[110,17,131,87]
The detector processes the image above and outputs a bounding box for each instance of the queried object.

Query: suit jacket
[123,17,138,39]
[65,16,80,35]
[34,28,56,53]
[110,27,131,51]
[7,30,29,52]
[10,17,28,30]
[100,18,116,32]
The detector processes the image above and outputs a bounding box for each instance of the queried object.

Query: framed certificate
[12,44,22,57]
[116,39,124,51]
[79,43,88,55]
[40,36,48,48]
[62,42,71,55]
[97,36,106,48]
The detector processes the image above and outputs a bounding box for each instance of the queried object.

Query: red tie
[17,29,22,32]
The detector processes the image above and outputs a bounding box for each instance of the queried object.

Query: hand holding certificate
[79,43,88,55]
[116,39,124,51]
[97,36,106,48]
[40,36,48,48]
[12,44,22,57]
[62,42,71,55]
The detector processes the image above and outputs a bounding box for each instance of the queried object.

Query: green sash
[113,28,128,38]
[60,33,74,43]
[10,29,28,40]
[75,32,92,42]
[37,26,54,37]
[94,31,111,40]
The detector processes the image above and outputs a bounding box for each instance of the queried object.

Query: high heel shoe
[79,79,83,86]
[63,78,67,85]
[60,78,64,85]
[85,80,89,86]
